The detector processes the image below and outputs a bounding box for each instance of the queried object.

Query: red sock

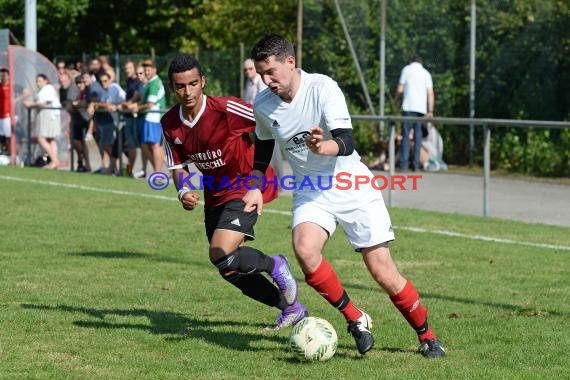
[390,280,436,341]
[305,258,362,322]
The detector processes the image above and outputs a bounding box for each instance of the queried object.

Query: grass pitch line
[2,174,569,251]
[401,226,570,251]
[0,175,178,201]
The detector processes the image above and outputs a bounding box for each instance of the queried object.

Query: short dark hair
[410,53,422,63]
[0,68,8,73]
[250,34,295,63]
[167,53,203,83]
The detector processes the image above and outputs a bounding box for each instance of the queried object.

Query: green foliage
[2,0,570,176]
[494,128,570,176]
[187,0,297,49]
[495,129,527,172]
[0,0,90,53]
[476,0,570,120]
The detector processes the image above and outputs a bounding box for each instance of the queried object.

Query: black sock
[222,272,287,309]
[224,246,275,274]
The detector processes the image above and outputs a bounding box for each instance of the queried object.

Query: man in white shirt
[243,58,267,105]
[243,34,445,358]
[394,54,434,171]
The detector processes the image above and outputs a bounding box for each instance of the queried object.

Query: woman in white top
[24,74,62,169]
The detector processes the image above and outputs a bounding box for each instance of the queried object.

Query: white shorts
[0,117,10,137]
[292,191,395,251]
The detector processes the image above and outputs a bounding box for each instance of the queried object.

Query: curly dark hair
[167,53,203,83]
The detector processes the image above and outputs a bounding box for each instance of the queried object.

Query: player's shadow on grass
[421,292,570,318]
[21,303,286,352]
[72,250,211,269]
[76,251,149,259]
[342,282,569,317]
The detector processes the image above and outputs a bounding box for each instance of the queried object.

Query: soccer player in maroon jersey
[161,53,308,329]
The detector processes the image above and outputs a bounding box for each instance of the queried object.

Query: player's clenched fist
[305,126,324,154]
[178,188,200,211]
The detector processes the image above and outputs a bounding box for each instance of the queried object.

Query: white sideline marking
[2,174,569,251]
[400,226,570,251]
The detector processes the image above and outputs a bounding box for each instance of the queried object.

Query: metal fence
[22,107,169,172]
[19,107,569,217]
[352,114,570,216]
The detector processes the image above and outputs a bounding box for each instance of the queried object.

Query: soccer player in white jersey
[162,53,308,330]
[243,34,445,358]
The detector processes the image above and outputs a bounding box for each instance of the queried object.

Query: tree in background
[0,0,568,175]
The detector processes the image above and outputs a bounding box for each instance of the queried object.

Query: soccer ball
[289,316,338,361]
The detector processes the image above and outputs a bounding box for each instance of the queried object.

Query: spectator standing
[66,61,81,81]
[88,58,107,84]
[0,68,11,155]
[394,54,434,171]
[58,72,78,169]
[73,60,84,78]
[24,74,62,169]
[99,55,116,83]
[138,59,166,174]
[56,61,68,77]
[70,75,92,172]
[94,72,126,175]
[82,71,105,172]
[120,59,144,177]
[243,58,267,105]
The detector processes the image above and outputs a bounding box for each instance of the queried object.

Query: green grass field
[1,166,569,379]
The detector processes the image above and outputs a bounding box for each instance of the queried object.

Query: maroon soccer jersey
[162,96,278,207]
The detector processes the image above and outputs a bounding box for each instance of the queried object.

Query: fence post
[117,110,123,175]
[69,121,74,171]
[26,107,32,166]
[483,123,490,217]
[388,121,395,207]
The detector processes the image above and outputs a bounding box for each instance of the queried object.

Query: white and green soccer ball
[289,316,338,361]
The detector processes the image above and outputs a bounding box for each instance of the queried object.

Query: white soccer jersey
[254,70,381,208]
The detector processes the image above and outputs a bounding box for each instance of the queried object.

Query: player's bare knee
[209,246,228,264]
[293,243,314,262]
